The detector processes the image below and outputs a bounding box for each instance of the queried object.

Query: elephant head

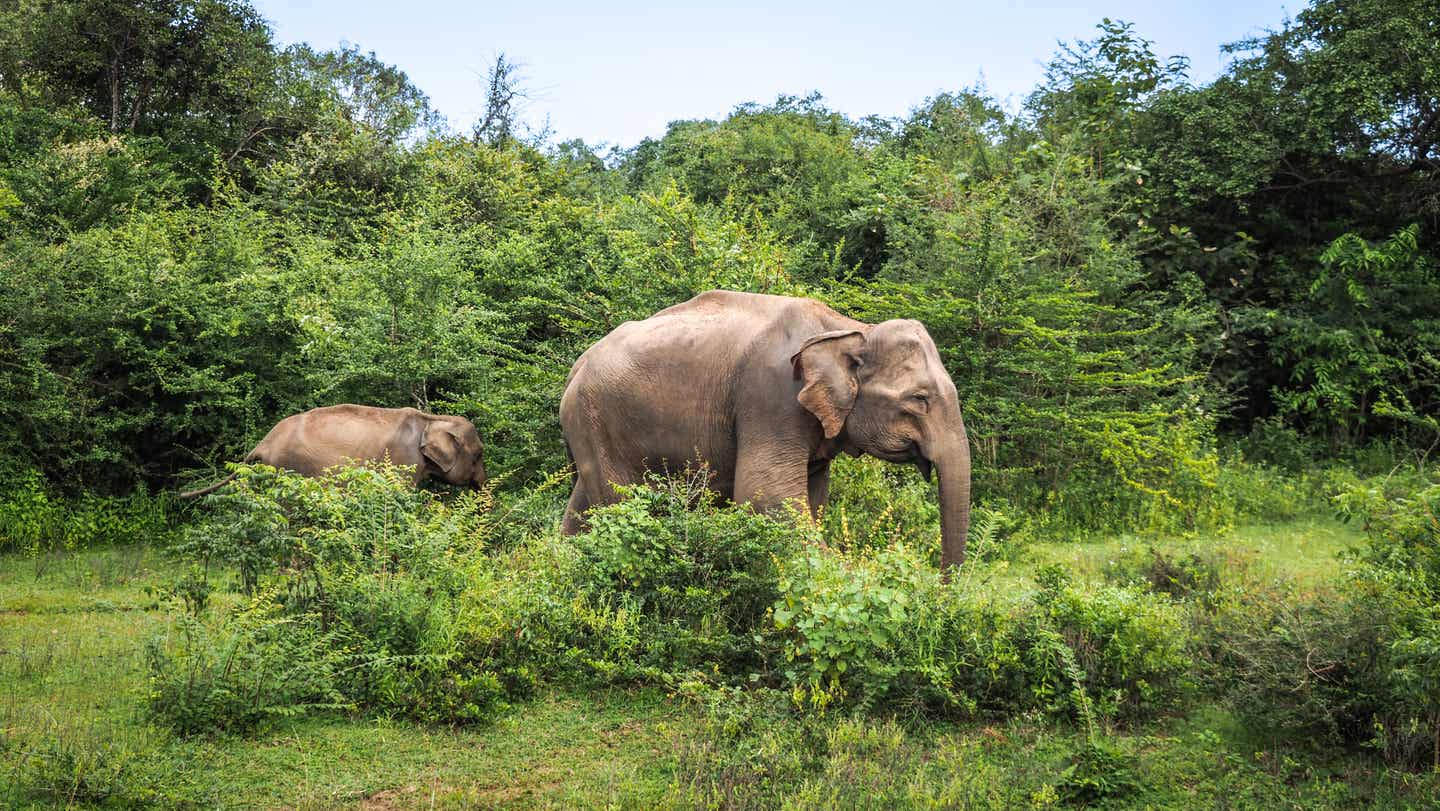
[420,415,489,489]
[791,320,972,569]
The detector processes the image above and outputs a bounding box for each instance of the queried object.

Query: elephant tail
[179,470,239,500]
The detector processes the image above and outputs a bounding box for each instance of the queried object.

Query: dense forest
[1,0,1435,508]
[2,0,1440,807]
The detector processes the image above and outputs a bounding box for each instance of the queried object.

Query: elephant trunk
[934,413,972,576]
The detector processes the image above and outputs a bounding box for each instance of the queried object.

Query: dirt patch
[472,779,564,805]
[358,783,421,810]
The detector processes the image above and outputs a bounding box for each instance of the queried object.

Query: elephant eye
[909,393,929,408]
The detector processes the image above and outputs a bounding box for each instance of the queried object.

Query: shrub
[821,456,940,555]
[1101,546,1226,608]
[1208,474,1440,769]
[0,467,174,554]
[156,463,1208,734]
[150,462,538,730]
[891,583,1034,718]
[572,470,806,679]
[145,597,349,735]
[1036,573,1195,721]
[773,547,1194,722]
[774,545,936,707]
[176,462,478,596]
[1338,475,1440,583]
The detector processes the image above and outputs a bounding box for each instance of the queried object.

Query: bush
[145,598,349,735]
[773,545,1194,722]
[774,545,936,707]
[1140,548,1222,602]
[0,467,174,554]
[572,470,806,679]
[154,464,814,732]
[1208,473,1440,769]
[1036,570,1195,721]
[150,462,538,730]
[821,456,941,555]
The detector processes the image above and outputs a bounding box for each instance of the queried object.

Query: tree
[0,0,276,140]
[1129,0,1440,444]
[473,52,526,147]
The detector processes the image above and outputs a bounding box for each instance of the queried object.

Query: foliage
[1035,568,1194,721]
[821,454,943,555]
[1204,473,1440,770]
[1127,0,1440,447]
[1271,226,1439,448]
[774,545,934,705]
[0,467,174,554]
[152,463,525,729]
[772,543,1193,722]
[0,0,1434,514]
[569,470,805,679]
[145,596,349,735]
[159,466,806,730]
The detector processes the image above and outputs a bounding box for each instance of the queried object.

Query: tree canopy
[0,0,1434,528]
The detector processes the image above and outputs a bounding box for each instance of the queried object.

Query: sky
[251,0,1298,148]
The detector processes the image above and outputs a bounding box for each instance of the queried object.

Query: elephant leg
[567,426,641,524]
[734,447,810,519]
[806,459,831,522]
[562,483,591,535]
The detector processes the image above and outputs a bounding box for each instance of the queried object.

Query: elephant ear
[420,421,462,474]
[790,329,866,439]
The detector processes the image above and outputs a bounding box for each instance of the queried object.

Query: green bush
[773,545,1194,722]
[150,463,539,729]
[177,461,457,595]
[1103,547,1225,605]
[1208,474,1440,769]
[774,545,936,707]
[821,456,940,554]
[145,598,349,735]
[0,467,175,554]
[156,464,817,731]
[572,471,805,679]
[1036,571,1194,721]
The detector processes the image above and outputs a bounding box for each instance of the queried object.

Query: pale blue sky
[252,0,1296,147]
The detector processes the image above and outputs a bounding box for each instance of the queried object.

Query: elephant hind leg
[562,484,591,535]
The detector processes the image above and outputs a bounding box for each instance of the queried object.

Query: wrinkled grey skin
[560,290,972,570]
[180,405,488,498]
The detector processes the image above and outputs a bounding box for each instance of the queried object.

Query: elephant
[180,405,488,498]
[559,290,972,570]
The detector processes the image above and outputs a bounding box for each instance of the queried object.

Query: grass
[1018,518,1364,587]
[2,517,1434,810]
[0,539,680,808]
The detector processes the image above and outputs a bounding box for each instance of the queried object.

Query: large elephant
[180,405,488,498]
[560,290,972,570]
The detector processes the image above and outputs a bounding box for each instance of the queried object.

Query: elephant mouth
[869,444,923,464]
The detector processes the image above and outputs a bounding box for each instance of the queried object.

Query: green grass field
[3,520,1435,809]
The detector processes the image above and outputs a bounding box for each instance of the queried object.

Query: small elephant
[180,405,488,498]
[560,290,972,570]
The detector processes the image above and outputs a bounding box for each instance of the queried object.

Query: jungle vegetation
[2,0,1439,807]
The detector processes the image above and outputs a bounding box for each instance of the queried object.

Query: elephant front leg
[806,458,831,522]
[733,448,811,520]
